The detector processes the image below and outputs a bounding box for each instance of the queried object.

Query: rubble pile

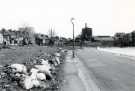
[0,48,67,91]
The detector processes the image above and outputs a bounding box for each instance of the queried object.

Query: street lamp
[71,18,75,58]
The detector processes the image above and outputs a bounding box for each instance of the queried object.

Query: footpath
[60,50,100,91]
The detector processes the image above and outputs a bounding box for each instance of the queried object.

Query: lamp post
[71,18,75,58]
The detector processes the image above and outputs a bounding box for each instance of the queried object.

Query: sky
[0,0,134,38]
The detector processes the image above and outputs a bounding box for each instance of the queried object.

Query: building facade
[0,33,3,44]
[131,31,135,46]
[81,23,92,41]
[93,36,114,46]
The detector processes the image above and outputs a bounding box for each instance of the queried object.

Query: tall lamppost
[71,18,75,58]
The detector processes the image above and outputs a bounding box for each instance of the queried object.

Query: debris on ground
[0,48,67,91]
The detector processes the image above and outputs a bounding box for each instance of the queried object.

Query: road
[77,47,135,91]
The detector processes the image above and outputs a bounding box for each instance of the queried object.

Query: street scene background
[0,0,135,91]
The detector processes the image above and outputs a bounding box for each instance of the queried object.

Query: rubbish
[35,65,52,79]
[55,57,60,65]
[55,53,61,57]
[30,68,39,80]
[32,79,40,87]
[10,63,27,74]
[36,72,46,81]
[23,76,33,90]
[0,48,66,90]
[40,59,49,65]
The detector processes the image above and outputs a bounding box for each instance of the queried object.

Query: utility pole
[71,18,75,58]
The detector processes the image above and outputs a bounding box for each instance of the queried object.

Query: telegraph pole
[71,18,75,58]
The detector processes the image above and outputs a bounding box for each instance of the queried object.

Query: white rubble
[55,57,60,65]
[23,76,34,90]
[40,59,49,65]
[30,68,39,80]
[36,72,46,80]
[35,65,51,77]
[30,68,46,80]
[23,68,47,89]
[0,48,65,90]
[23,76,41,90]
[55,53,61,57]
[10,63,27,73]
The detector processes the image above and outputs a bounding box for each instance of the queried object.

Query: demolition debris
[0,48,67,91]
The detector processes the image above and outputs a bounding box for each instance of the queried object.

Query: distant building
[2,31,10,46]
[123,33,132,46]
[131,31,135,46]
[0,33,3,44]
[35,34,49,46]
[114,33,125,39]
[114,32,126,47]
[93,36,114,46]
[94,36,114,41]
[18,27,35,45]
[81,23,92,41]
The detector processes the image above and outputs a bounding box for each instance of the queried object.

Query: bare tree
[18,25,35,45]
[48,28,56,46]
[48,28,56,38]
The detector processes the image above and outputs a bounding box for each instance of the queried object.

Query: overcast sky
[0,0,135,38]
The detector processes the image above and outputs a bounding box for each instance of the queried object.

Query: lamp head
[71,17,75,24]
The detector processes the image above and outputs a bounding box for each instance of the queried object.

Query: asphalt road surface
[77,47,135,91]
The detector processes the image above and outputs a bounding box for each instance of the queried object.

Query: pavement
[77,47,135,91]
[60,51,100,91]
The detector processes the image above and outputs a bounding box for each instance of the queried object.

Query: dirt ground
[0,46,66,91]
[0,46,57,65]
